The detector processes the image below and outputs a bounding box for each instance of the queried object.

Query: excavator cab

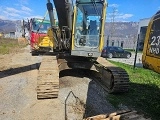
[46,0,107,57]
[71,0,107,57]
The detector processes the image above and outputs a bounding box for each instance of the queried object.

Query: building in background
[15,20,24,39]
[2,20,29,39]
[4,31,16,39]
[137,18,150,51]
[104,22,139,49]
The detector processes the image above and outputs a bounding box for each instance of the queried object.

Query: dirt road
[0,46,118,120]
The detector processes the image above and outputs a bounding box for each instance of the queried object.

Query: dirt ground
[0,46,126,120]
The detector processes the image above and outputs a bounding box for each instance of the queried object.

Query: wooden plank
[37,86,59,89]
[37,95,58,99]
[37,90,59,93]
[37,76,59,80]
[37,82,59,85]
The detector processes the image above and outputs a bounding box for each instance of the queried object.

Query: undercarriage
[37,55,129,99]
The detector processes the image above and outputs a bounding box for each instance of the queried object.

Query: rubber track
[37,56,59,99]
[84,110,150,120]
[94,58,130,93]
[106,67,130,93]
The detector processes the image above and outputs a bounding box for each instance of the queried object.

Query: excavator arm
[52,0,73,29]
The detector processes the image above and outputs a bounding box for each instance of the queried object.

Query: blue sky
[107,0,160,22]
[0,0,160,22]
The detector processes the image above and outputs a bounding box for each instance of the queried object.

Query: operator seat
[89,20,98,35]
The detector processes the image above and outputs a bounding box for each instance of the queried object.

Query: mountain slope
[0,19,16,33]
[0,19,139,37]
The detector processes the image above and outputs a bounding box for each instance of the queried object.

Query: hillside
[0,19,139,37]
[0,19,17,33]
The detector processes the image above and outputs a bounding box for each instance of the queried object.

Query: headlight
[88,53,93,57]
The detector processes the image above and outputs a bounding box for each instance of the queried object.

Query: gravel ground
[0,46,126,120]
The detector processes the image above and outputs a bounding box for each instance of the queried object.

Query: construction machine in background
[28,18,55,55]
[142,10,160,74]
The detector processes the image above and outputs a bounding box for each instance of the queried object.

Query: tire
[126,54,131,59]
[108,53,113,59]
[31,51,39,56]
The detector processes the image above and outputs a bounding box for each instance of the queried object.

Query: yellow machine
[33,1,151,119]
[46,0,107,57]
[142,10,160,73]
[36,0,130,100]
[28,18,55,54]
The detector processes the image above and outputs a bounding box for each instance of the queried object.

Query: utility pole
[133,34,137,51]
[134,34,139,68]
[109,6,117,38]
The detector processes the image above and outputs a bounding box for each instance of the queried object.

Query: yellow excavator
[35,0,150,119]
[142,10,160,73]
[36,0,130,99]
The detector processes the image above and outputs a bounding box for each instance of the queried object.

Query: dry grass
[0,37,27,54]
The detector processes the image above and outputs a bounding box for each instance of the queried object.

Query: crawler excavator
[142,10,160,73]
[35,0,150,119]
[37,0,130,99]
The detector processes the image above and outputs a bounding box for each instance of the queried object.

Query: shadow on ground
[60,69,160,120]
[1,65,159,119]
[107,82,160,120]
[0,63,40,79]
[60,69,116,119]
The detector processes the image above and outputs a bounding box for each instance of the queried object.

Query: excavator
[29,18,53,55]
[36,0,129,99]
[142,10,160,74]
[35,0,150,119]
